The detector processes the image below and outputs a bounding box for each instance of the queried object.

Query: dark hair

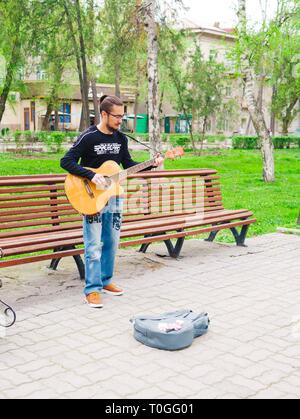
[100,95,124,114]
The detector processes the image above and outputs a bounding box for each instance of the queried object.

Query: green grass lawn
[0,149,299,243]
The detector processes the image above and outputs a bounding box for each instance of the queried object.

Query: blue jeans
[83,196,124,296]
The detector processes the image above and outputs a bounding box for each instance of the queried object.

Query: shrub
[0,128,10,138]
[169,135,190,149]
[232,135,300,149]
[205,134,227,142]
[232,136,260,149]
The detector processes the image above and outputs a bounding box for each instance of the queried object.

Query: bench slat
[0,210,78,224]
[121,212,254,237]
[0,248,83,268]
[0,192,66,202]
[1,237,84,256]
[0,216,83,230]
[120,219,257,247]
[0,222,83,239]
[122,209,253,231]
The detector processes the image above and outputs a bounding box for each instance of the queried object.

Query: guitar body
[64,160,124,215]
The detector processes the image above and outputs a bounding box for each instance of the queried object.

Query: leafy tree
[0,0,30,122]
[268,2,300,135]
[236,0,275,182]
[98,0,139,98]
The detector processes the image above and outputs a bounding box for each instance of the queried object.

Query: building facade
[0,80,137,133]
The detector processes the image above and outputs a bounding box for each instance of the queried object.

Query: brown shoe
[85,292,103,308]
[103,283,124,296]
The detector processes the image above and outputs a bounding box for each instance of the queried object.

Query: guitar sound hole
[103,177,112,190]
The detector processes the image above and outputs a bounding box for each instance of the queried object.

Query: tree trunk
[245,116,252,135]
[244,67,275,182]
[257,75,265,111]
[281,98,299,136]
[91,79,100,125]
[75,0,90,130]
[270,85,277,136]
[42,103,53,131]
[63,0,89,132]
[199,116,208,155]
[115,64,121,98]
[245,78,264,135]
[79,105,86,132]
[144,0,162,160]
[41,60,64,131]
[87,0,100,126]
[159,89,164,116]
[133,90,140,133]
[0,37,20,123]
[54,110,59,131]
[134,0,143,133]
[238,0,275,182]
[281,118,289,136]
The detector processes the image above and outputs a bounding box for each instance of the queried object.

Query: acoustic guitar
[64,147,184,216]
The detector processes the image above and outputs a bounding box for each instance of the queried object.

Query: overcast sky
[178,0,278,27]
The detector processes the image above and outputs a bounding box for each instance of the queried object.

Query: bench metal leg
[163,237,185,259]
[49,257,61,271]
[230,225,249,247]
[139,240,152,254]
[139,231,185,259]
[206,223,250,247]
[205,223,222,243]
[205,230,219,242]
[139,234,158,254]
[73,255,85,280]
[0,299,16,327]
[49,246,85,280]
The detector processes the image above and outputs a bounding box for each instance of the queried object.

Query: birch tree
[237,0,275,182]
[142,0,161,157]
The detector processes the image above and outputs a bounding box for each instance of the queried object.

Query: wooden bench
[0,169,256,280]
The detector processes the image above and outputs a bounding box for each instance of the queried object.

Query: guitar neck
[112,158,156,182]
[126,159,156,176]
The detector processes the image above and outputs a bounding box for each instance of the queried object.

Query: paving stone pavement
[0,233,299,399]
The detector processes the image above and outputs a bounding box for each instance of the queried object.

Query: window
[217,118,229,132]
[206,119,212,132]
[24,108,30,131]
[30,101,35,122]
[209,49,218,60]
[225,86,232,96]
[17,69,25,80]
[36,68,48,80]
[59,103,71,123]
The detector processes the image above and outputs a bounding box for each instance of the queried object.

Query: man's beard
[107,122,119,133]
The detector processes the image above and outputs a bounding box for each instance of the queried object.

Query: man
[61,95,164,308]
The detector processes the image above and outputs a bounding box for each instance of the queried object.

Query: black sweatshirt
[60,126,152,180]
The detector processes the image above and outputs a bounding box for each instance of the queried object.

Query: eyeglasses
[107,112,125,120]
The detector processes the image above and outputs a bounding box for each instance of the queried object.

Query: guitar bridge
[83,179,95,198]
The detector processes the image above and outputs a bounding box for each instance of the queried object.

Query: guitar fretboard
[111,158,156,182]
